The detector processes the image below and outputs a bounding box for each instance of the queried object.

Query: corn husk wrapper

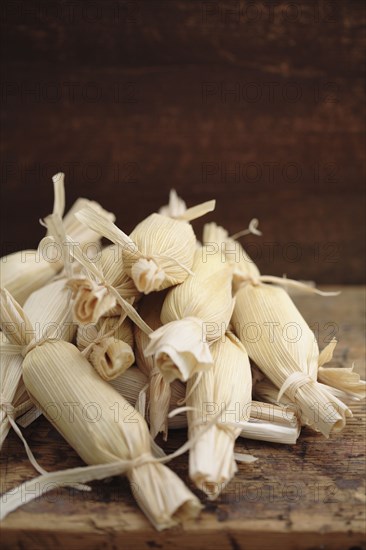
[145,250,235,383]
[109,368,300,445]
[75,200,215,294]
[18,363,299,445]
[159,189,187,218]
[12,385,40,428]
[0,250,61,307]
[76,315,134,381]
[42,214,145,334]
[68,244,140,325]
[0,173,115,305]
[245,400,300,444]
[0,332,24,448]
[186,332,253,498]
[202,221,261,293]
[24,278,76,343]
[134,292,174,439]
[317,338,366,399]
[232,283,352,437]
[0,290,202,530]
[0,274,76,448]
[110,367,187,429]
[253,341,366,406]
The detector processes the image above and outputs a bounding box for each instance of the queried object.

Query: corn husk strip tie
[0,404,228,523]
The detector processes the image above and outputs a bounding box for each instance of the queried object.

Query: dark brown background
[1,0,365,283]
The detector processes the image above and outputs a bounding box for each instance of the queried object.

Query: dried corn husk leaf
[317,338,366,399]
[66,243,140,322]
[253,340,366,407]
[109,367,300,444]
[77,315,134,381]
[0,332,24,448]
[159,189,187,218]
[134,292,173,439]
[0,290,202,530]
[0,274,75,447]
[43,215,145,332]
[145,249,234,383]
[203,221,261,293]
[101,244,140,301]
[232,283,352,437]
[110,367,187,427]
[0,250,61,306]
[75,200,215,293]
[187,332,252,498]
[0,173,115,305]
[68,278,118,324]
[24,278,76,343]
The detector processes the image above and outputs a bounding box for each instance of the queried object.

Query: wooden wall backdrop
[1,0,365,283]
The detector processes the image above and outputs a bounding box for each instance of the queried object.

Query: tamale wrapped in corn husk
[42,213,145,333]
[74,199,215,294]
[253,341,366,406]
[76,315,134,381]
[16,363,300,444]
[145,249,234,383]
[0,289,202,530]
[68,243,140,326]
[134,292,173,439]
[232,283,352,437]
[187,332,253,497]
[317,338,366,399]
[0,275,75,448]
[109,367,300,444]
[0,173,115,305]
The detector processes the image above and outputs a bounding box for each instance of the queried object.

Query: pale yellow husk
[134,292,173,439]
[68,278,119,325]
[110,367,187,430]
[0,250,61,306]
[101,244,140,302]
[24,278,76,343]
[0,290,202,530]
[159,189,187,218]
[317,338,366,399]
[43,214,142,330]
[202,222,261,293]
[253,340,366,406]
[0,276,75,448]
[0,332,24,448]
[109,367,300,445]
[74,201,215,294]
[232,283,352,437]
[145,249,235,383]
[187,332,252,498]
[76,315,134,381]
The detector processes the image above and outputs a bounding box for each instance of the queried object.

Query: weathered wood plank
[0,287,365,549]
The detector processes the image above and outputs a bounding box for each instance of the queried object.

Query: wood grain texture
[0,0,365,283]
[0,286,365,549]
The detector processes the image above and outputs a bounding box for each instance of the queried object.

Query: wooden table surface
[1,286,365,550]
